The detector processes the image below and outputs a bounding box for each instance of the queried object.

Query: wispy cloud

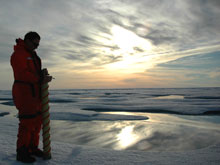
[0,0,220,89]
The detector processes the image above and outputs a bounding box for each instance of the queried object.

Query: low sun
[104,25,153,73]
[111,25,152,54]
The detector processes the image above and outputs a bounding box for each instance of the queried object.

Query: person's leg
[17,119,36,163]
[17,119,32,148]
[29,115,44,157]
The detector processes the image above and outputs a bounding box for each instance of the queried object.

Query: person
[10,32,52,163]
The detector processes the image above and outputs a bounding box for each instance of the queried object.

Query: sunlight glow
[117,125,139,149]
[111,25,152,53]
[102,25,155,73]
[106,54,155,73]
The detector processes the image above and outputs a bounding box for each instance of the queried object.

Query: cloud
[209,69,220,78]
[114,0,220,50]
[159,51,220,70]
[1,0,220,89]
[144,51,220,87]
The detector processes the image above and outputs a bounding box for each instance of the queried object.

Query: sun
[111,25,152,54]
[103,25,154,73]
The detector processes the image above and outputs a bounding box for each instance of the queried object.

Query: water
[1,87,220,151]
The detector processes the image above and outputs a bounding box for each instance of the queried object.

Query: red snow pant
[17,115,42,149]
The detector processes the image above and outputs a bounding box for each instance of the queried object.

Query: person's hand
[41,68,53,84]
[42,68,49,76]
[42,75,53,84]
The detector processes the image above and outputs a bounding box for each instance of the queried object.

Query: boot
[30,146,44,157]
[17,146,36,163]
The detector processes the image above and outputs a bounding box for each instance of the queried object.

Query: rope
[41,83,52,160]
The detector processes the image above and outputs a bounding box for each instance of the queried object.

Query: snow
[0,103,220,165]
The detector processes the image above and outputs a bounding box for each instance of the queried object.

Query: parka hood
[14,38,26,51]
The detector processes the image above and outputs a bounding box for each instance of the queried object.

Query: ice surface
[0,108,220,165]
[0,88,220,164]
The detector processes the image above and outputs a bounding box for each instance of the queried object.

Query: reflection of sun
[104,25,154,73]
[117,125,139,149]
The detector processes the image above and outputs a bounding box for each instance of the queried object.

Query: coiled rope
[41,83,52,160]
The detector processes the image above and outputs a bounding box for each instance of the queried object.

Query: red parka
[11,39,42,117]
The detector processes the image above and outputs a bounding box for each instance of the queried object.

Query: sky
[0,0,220,90]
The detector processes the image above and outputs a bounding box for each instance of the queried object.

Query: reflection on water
[50,112,220,152]
[79,97,99,100]
[116,125,139,149]
[152,95,184,99]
